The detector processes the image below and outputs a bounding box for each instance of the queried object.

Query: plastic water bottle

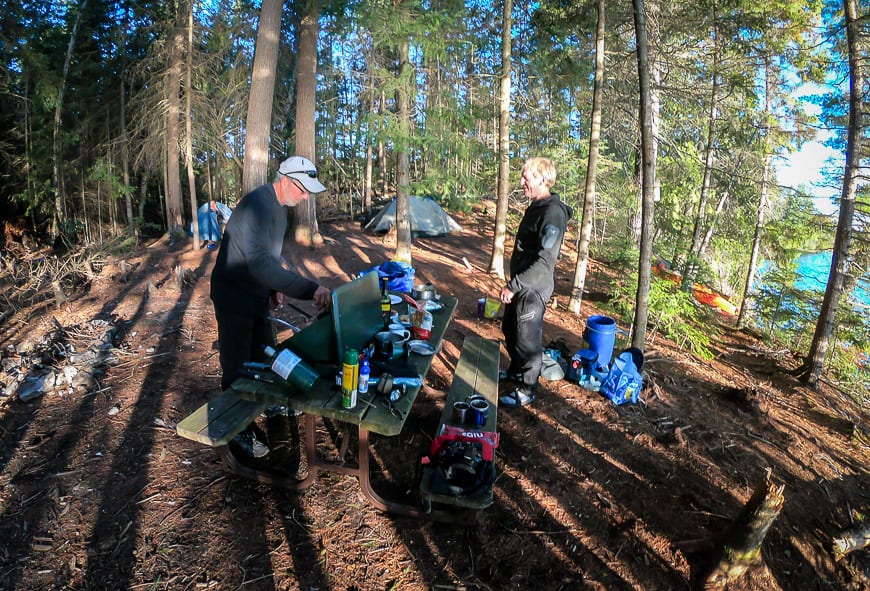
[263,345,319,392]
[358,358,370,394]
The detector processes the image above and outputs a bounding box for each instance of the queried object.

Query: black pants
[214,306,275,391]
[502,289,545,392]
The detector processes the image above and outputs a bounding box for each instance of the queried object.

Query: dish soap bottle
[358,357,370,394]
[263,345,319,392]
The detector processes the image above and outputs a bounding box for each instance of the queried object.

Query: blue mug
[468,398,489,426]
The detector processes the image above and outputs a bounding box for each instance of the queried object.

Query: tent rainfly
[365,196,461,237]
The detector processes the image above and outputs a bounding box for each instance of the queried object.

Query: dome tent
[365,196,461,237]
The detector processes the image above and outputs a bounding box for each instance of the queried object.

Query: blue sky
[774,83,842,216]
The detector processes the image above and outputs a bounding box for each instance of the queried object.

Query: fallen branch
[701,469,785,590]
[833,522,870,561]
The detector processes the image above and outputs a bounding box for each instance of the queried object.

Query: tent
[365,196,461,237]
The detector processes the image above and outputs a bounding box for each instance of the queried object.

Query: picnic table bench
[419,335,500,512]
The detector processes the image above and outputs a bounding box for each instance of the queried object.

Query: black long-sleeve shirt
[210,184,318,317]
[507,193,572,302]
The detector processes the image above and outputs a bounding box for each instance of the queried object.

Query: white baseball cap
[278,156,327,194]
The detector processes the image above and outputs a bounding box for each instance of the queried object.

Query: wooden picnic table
[182,293,458,518]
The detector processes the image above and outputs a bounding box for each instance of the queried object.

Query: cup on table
[374,331,404,360]
[388,323,411,343]
[452,401,469,424]
[468,397,489,426]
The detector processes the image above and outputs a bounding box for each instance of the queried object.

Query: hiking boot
[499,387,536,408]
[498,370,523,383]
[263,405,302,418]
[231,427,270,458]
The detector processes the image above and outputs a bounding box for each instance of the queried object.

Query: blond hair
[522,157,556,188]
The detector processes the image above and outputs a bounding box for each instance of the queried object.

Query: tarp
[191,201,232,242]
[365,196,461,237]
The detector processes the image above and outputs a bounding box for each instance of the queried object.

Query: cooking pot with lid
[412,283,438,301]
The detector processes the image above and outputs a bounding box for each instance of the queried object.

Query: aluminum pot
[411,283,438,301]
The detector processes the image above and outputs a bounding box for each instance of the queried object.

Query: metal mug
[387,323,411,343]
[374,331,403,360]
[468,398,489,426]
[452,401,470,424]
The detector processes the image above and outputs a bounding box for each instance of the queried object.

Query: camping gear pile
[423,425,498,498]
[563,315,645,406]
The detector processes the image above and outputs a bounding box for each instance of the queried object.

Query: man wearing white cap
[210,155,331,458]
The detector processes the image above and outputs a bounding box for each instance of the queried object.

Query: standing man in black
[499,157,572,408]
[210,156,331,456]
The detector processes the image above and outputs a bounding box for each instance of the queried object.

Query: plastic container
[341,348,359,409]
[263,345,319,392]
[358,359,370,394]
[583,315,617,369]
[568,348,598,382]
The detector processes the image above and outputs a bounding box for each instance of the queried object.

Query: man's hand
[313,285,331,309]
[269,292,284,310]
[500,286,514,304]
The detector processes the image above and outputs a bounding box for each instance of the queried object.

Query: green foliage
[751,263,818,349]
[607,273,716,360]
[102,233,140,257]
[600,235,638,268]
[752,262,869,399]
[827,304,870,398]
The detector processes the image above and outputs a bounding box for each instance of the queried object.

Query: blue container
[568,348,599,382]
[583,315,617,369]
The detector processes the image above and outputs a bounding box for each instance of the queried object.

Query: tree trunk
[682,19,720,290]
[378,90,388,197]
[185,0,199,250]
[293,0,323,246]
[119,14,134,234]
[363,84,375,218]
[52,0,87,240]
[797,0,862,385]
[165,0,186,238]
[394,34,413,265]
[737,59,773,328]
[242,0,284,195]
[700,185,730,257]
[631,0,655,352]
[569,0,604,315]
[487,0,512,280]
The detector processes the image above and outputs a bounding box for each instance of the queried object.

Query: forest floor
[1,207,869,591]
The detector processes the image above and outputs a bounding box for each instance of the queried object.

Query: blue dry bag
[358,261,416,292]
[600,348,644,405]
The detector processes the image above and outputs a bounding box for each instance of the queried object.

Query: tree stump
[701,469,785,590]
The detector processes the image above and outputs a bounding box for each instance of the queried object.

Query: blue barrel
[583,315,617,369]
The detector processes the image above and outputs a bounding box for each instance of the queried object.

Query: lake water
[793,251,870,308]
